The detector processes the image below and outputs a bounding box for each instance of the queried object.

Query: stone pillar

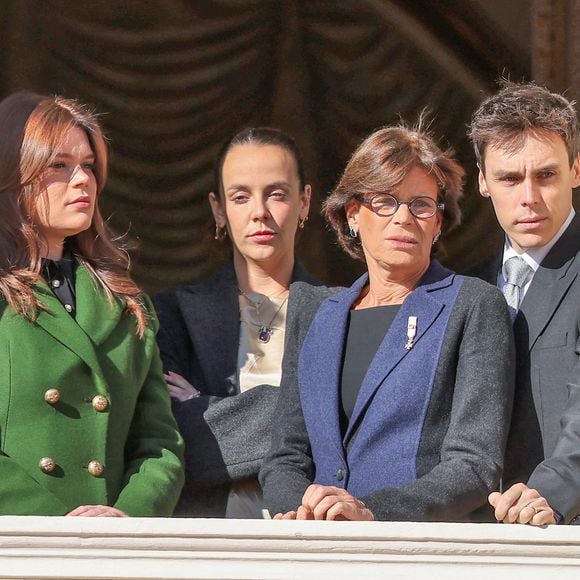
[533,0,579,205]
[532,0,578,96]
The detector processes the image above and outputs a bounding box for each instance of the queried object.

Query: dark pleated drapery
[0,1,527,291]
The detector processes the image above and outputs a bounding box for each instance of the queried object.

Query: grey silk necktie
[503,256,533,312]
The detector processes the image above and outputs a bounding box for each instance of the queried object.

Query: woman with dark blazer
[0,92,184,516]
[260,124,515,522]
[153,127,326,517]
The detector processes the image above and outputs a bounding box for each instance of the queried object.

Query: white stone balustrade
[1,517,580,579]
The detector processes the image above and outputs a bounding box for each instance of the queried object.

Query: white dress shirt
[498,209,576,305]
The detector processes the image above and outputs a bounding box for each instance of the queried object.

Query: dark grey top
[340,305,400,430]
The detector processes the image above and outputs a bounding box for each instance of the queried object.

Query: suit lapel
[344,264,452,443]
[301,276,365,459]
[179,260,319,397]
[179,264,240,395]
[75,265,124,345]
[519,215,580,350]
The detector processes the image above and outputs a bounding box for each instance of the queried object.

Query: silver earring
[298,216,308,229]
[349,226,358,238]
[432,232,441,245]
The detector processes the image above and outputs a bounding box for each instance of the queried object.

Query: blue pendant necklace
[239,288,289,343]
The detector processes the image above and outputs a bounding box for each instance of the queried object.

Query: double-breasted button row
[38,457,56,474]
[44,389,61,405]
[43,389,109,412]
[38,457,104,477]
[87,460,104,477]
[91,395,109,412]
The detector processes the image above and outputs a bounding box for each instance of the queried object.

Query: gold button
[39,457,56,474]
[44,388,61,405]
[87,460,104,477]
[92,395,109,412]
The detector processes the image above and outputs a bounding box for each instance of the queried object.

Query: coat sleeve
[172,385,280,485]
[152,288,194,380]
[113,297,185,517]
[362,283,516,521]
[527,327,580,524]
[260,284,337,515]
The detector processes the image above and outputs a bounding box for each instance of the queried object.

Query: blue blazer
[261,261,515,521]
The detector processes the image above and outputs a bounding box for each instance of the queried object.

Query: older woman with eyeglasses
[260,124,515,522]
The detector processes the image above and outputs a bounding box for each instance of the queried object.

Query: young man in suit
[469,81,580,525]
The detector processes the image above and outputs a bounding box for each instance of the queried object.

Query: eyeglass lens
[372,194,437,217]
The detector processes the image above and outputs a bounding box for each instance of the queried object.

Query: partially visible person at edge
[153,127,331,517]
[468,81,580,526]
[259,123,515,522]
[0,91,184,516]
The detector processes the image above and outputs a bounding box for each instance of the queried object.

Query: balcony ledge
[1,517,579,579]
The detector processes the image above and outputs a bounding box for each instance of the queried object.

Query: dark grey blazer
[474,214,580,523]
[260,266,515,522]
[153,261,322,516]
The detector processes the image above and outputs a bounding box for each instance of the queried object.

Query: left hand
[298,484,374,521]
[489,483,556,525]
[66,505,128,517]
[164,371,200,401]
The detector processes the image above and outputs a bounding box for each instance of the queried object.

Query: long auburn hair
[0,91,147,335]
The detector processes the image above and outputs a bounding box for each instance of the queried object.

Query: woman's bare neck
[234,252,294,297]
[355,261,428,308]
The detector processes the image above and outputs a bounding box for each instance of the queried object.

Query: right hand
[66,505,128,517]
[164,371,200,402]
[489,482,556,525]
[273,506,312,520]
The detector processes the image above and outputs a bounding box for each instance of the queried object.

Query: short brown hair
[323,123,464,261]
[469,80,579,170]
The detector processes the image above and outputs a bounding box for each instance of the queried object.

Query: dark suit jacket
[260,260,515,521]
[474,214,580,523]
[153,261,321,516]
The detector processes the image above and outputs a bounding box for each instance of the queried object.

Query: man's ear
[209,192,227,227]
[571,154,580,189]
[477,165,490,198]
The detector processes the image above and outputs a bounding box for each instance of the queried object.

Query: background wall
[0,0,577,292]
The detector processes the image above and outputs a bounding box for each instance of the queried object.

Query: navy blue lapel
[344,261,455,443]
[300,276,366,459]
[519,215,580,350]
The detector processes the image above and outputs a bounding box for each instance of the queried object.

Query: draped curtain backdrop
[0,0,548,291]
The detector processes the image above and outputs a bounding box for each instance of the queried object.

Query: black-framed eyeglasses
[355,193,445,219]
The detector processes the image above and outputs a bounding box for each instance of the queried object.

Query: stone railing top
[1,517,579,579]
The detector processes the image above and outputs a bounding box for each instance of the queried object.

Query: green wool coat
[0,266,184,516]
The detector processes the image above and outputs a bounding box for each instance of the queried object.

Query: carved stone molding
[1,517,580,579]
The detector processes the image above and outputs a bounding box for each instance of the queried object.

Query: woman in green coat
[0,91,184,516]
